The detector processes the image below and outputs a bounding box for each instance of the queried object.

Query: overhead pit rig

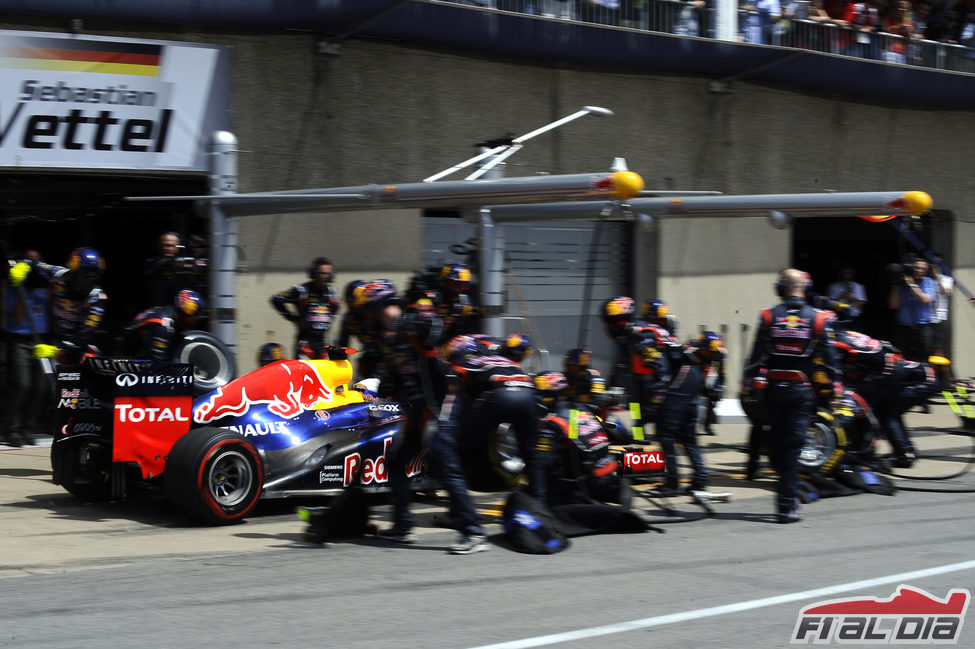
[124,106,934,348]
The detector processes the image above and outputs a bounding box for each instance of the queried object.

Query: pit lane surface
[2,408,973,649]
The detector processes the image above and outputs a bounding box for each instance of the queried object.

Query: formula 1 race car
[52,347,431,524]
[51,347,669,525]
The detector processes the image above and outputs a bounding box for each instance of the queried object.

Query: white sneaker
[690,489,732,503]
[449,534,489,555]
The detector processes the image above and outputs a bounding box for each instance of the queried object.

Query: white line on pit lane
[466,558,975,649]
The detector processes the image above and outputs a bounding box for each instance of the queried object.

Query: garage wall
[3,17,973,377]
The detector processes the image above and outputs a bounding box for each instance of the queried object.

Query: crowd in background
[450,0,975,67]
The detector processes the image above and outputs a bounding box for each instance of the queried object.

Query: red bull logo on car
[194,359,335,423]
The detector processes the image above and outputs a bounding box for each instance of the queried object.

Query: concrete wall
[4,17,973,377]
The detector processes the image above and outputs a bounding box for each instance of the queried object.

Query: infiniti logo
[116,373,139,387]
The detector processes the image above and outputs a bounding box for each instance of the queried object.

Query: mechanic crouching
[126,289,205,361]
[430,334,547,554]
[601,296,709,498]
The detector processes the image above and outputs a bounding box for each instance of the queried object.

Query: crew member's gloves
[9,262,31,286]
[33,344,60,359]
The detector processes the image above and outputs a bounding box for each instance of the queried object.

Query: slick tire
[50,436,113,501]
[798,410,847,475]
[467,424,525,492]
[174,330,236,396]
[165,428,263,525]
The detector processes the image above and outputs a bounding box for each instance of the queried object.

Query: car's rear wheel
[165,428,262,525]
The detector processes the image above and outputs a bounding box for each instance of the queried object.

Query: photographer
[888,258,937,363]
[144,231,207,310]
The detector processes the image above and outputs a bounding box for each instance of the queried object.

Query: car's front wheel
[165,428,262,525]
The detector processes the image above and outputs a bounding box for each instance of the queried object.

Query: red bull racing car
[52,347,667,525]
[52,347,432,524]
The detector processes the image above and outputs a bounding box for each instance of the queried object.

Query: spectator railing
[441,0,975,74]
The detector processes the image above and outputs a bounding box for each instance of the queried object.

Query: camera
[886,262,908,286]
[887,255,916,286]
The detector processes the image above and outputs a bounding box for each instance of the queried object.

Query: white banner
[0,30,230,171]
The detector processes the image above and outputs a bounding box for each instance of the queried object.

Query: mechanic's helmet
[344,279,368,308]
[405,309,444,349]
[642,298,678,334]
[362,279,399,310]
[441,334,480,365]
[258,342,287,366]
[642,298,669,323]
[601,296,635,327]
[575,368,607,404]
[501,333,534,363]
[563,348,592,396]
[67,247,105,277]
[439,263,472,293]
[174,289,204,326]
[470,333,502,355]
[407,291,439,314]
[534,370,568,405]
[563,347,592,375]
[696,331,723,359]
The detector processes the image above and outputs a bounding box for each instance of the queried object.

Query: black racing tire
[467,423,525,492]
[50,436,113,501]
[164,427,263,525]
[798,410,848,475]
[174,330,236,395]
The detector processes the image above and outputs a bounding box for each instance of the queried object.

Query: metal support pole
[208,131,239,354]
[715,0,739,41]
[473,144,506,338]
[479,206,505,338]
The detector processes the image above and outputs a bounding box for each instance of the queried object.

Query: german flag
[0,36,161,76]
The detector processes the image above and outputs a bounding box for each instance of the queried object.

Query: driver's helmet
[67,247,105,278]
[441,334,480,365]
[501,333,534,363]
[344,279,368,309]
[258,342,286,366]
[174,289,204,326]
[534,370,568,404]
[439,263,472,293]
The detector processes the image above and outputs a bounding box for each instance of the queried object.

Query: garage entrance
[1,171,208,348]
[792,213,953,345]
